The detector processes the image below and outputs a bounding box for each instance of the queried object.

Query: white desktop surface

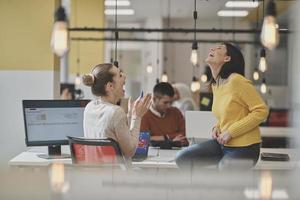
[9,146,297,170]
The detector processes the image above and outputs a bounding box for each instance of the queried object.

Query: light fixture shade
[190,77,200,92]
[161,71,168,82]
[51,6,68,57]
[260,16,279,50]
[146,64,153,74]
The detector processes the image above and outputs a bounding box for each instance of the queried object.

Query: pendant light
[261,0,279,50]
[191,76,200,92]
[51,6,69,57]
[161,71,168,82]
[75,56,81,86]
[260,78,268,94]
[146,63,153,74]
[190,0,198,66]
[253,68,260,81]
[259,49,267,72]
[200,66,209,83]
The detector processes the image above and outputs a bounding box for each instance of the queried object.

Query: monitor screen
[23,100,90,147]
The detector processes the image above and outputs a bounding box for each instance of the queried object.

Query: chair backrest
[68,136,126,168]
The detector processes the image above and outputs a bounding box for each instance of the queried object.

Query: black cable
[114,0,118,67]
[193,0,197,42]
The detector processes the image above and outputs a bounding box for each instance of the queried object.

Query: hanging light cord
[114,0,118,65]
[193,0,197,42]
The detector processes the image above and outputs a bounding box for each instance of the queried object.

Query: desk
[8,147,177,169]
[9,146,297,170]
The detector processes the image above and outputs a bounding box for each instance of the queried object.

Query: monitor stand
[38,145,70,159]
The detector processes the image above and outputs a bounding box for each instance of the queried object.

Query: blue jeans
[175,139,260,170]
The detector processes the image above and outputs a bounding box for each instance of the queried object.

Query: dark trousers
[175,139,260,170]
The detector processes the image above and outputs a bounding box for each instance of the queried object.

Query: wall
[68,0,105,81]
[0,0,60,167]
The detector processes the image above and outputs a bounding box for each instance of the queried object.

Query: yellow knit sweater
[212,74,269,147]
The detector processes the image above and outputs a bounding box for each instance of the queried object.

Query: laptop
[185,111,217,144]
[132,131,151,162]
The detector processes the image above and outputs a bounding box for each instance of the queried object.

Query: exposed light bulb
[190,42,198,66]
[50,163,69,193]
[253,69,260,81]
[190,49,198,66]
[259,171,273,200]
[146,64,153,74]
[200,74,208,83]
[75,73,81,86]
[260,0,279,50]
[190,77,200,92]
[161,72,168,82]
[51,7,69,57]
[259,49,267,72]
[260,78,267,94]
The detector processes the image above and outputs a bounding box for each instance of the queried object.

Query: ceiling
[106,0,247,22]
[105,0,293,26]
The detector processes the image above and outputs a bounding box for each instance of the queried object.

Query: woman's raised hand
[132,94,152,118]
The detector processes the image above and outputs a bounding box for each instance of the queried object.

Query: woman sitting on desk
[176,43,269,170]
[82,63,151,159]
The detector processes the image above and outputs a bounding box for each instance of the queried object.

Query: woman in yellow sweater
[176,43,269,170]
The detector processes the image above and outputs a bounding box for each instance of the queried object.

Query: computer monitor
[22,100,90,159]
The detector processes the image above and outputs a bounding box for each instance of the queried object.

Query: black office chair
[68,136,126,169]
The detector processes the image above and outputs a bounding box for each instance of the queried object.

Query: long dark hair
[210,42,245,85]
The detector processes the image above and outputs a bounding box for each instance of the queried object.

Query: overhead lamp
[200,73,208,83]
[146,64,153,74]
[259,171,273,200]
[190,42,198,66]
[75,73,81,86]
[217,10,249,17]
[260,78,268,94]
[161,71,168,82]
[51,6,69,57]
[253,68,260,81]
[190,77,200,92]
[258,49,267,73]
[201,66,210,83]
[261,0,279,50]
[225,1,259,8]
[105,0,130,6]
[105,9,135,15]
[190,0,198,66]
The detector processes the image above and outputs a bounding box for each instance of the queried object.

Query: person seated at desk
[176,43,269,170]
[140,82,189,147]
[82,63,151,159]
[172,83,198,116]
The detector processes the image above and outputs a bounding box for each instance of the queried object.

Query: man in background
[140,82,188,147]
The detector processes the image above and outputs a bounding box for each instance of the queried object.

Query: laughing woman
[175,43,269,170]
[82,63,151,159]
